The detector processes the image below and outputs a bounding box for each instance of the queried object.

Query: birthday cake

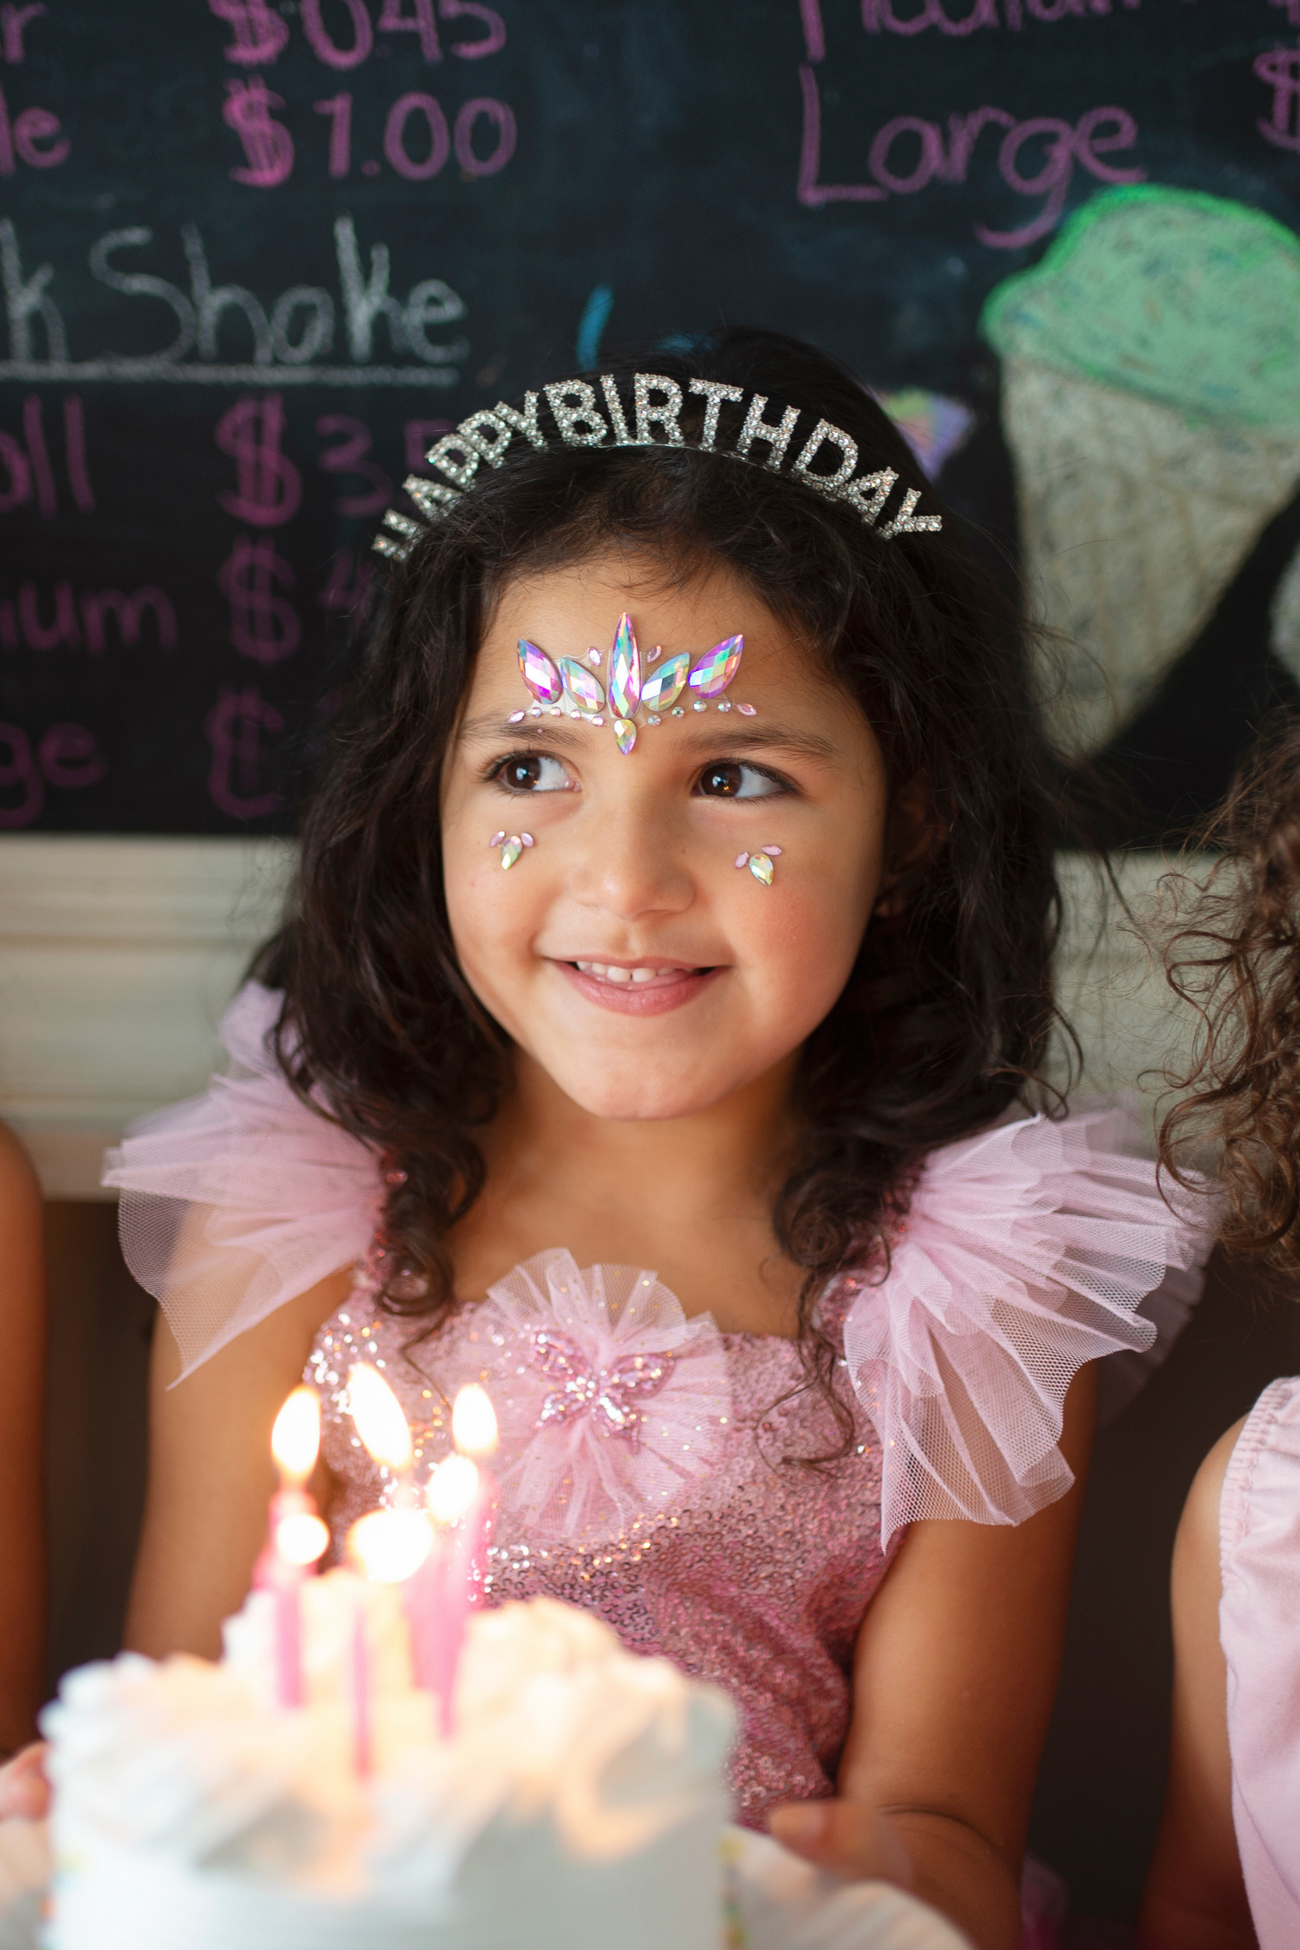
[39,1578,734,1950]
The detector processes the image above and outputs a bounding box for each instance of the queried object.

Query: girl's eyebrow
[460,712,838,764]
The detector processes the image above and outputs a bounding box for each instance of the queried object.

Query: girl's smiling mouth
[557,958,722,1014]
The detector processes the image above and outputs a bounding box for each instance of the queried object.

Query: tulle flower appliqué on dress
[410,1250,733,1545]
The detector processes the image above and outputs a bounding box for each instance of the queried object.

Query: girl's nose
[568,797,695,923]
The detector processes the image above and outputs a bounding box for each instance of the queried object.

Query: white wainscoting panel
[0,838,1197,1198]
[0,836,294,1197]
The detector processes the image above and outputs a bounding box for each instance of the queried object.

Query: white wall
[0,838,1194,1198]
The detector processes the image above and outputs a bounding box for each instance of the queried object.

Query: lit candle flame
[275,1511,331,1568]
[349,1508,434,1584]
[348,1365,413,1474]
[427,1452,480,1526]
[271,1386,321,1486]
[452,1384,499,1459]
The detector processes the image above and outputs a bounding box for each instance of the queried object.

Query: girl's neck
[448,1051,806,1334]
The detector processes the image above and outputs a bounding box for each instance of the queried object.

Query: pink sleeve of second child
[1219,1375,1300,1946]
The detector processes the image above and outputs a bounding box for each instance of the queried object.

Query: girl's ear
[873,772,945,919]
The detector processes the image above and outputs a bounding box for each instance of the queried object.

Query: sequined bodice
[309,1278,898,1828]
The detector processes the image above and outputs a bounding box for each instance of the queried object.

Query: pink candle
[351,1598,372,1778]
[422,1386,499,1735]
[450,1384,498,1607]
[401,1528,446,1695]
[263,1390,328,1710]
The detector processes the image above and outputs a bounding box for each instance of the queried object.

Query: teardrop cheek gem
[749,854,774,886]
[501,837,524,869]
[518,638,564,705]
[687,634,744,700]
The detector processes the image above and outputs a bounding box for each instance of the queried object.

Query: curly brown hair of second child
[1161,719,1300,1270]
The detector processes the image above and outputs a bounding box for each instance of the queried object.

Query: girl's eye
[696,762,783,800]
[494,753,573,793]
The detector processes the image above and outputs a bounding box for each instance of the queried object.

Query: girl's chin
[554,1075,734,1122]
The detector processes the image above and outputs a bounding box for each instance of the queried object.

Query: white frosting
[41,1580,733,1950]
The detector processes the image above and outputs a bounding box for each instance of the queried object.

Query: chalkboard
[2,0,1299,837]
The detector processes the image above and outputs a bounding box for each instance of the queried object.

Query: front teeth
[576,962,667,985]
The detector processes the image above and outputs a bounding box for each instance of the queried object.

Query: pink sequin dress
[103,981,1220,1827]
[309,1266,894,1827]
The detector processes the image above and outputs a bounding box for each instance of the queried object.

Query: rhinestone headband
[373,370,942,562]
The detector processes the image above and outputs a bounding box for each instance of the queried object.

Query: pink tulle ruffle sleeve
[843,1107,1219,1545]
[102,982,384,1379]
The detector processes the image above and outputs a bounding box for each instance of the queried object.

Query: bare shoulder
[1176,1415,1249,1582]
[129,1261,357,1658]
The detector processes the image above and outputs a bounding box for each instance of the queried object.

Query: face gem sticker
[518,638,564,705]
[640,651,690,715]
[687,635,744,700]
[559,658,606,714]
[608,612,642,720]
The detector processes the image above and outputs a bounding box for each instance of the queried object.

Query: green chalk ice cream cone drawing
[982,186,1300,761]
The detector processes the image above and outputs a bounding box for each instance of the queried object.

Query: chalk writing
[454,98,515,173]
[0,584,175,651]
[0,394,93,517]
[303,0,374,68]
[1,5,48,63]
[209,0,288,64]
[315,92,353,177]
[0,217,468,385]
[385,91,450,178]
[224,78,295,188]
[1270,0,1300,29]
[0,81,66,171]
[799,0,1137,41]
[208,0,506,65]
[378,0,440,60]
[216,394,303,526]
[205,686,283,819]
[223,82,515,186]
[218,536,301,663]
[0,722,103,828]
[316,413,393,515]
[798,67,1144,246]
[0,4,64,176]
[1256,42,1300,153]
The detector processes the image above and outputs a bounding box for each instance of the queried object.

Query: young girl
[1141,723,1300,1948]
[106,330,1210,1950]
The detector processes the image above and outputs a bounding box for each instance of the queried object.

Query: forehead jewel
[374,370,941,562]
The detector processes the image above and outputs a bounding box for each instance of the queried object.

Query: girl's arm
[124,1261,353,1660]
[0,1125,45,1757]
[773,1366,1096,1950]
[1137,1421,1255,1950]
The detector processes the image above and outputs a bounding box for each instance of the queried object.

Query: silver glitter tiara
[373,369,942,562]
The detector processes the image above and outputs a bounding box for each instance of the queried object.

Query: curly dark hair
[256,327,1067,1436]
[1161,717,1300,1272]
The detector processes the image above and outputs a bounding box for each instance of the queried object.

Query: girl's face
[441,555,892,1123]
